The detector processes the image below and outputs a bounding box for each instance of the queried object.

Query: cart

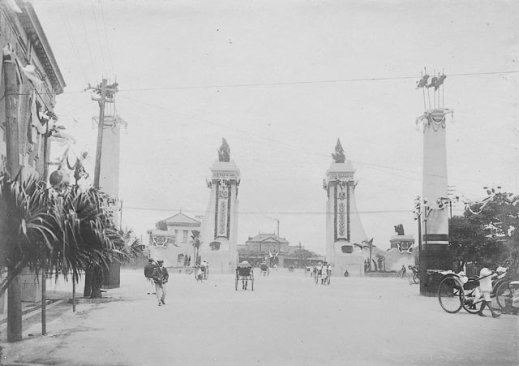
[235,265,254,291]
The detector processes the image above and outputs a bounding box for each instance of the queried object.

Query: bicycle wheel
[495,280,513,313]
[438,276,463,313]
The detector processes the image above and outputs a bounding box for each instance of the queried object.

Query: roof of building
[156,212,201,227]
[246,233,289,244]
[17,2,66,94]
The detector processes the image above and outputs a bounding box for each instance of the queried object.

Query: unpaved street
[2,269,517,365]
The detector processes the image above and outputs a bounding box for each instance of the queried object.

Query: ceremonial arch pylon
[416,70,454,295]
[199,138,240,273]
[323,139,369,276]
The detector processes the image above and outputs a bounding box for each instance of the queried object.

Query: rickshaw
[235,261,254,291]
[260,262,269,277]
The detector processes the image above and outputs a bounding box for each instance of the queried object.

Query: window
[183,230,188,243]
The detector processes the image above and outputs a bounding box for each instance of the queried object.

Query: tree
[0,172,58,342]
[450,191,519,268]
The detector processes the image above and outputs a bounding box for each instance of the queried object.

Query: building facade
[147,212,201,268]
[237,233,323,268]
[0,1,65,312]
[0,1,65,177]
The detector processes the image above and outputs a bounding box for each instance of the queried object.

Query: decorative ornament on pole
[415,68,454,132]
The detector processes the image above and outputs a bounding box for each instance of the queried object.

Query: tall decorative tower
[416,71,453,295]
[97,109,125,289]
[323,139,368,276]
[200,138,240,273]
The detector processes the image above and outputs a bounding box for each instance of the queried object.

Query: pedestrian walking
[144,258,157,295]
[477,263,501,318]
[153,260,169,306]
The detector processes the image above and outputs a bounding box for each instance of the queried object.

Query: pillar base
[419,245,453,296]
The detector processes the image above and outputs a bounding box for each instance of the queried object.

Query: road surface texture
[1,269,517,365]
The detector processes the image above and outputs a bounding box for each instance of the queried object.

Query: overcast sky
[33,0,518,253]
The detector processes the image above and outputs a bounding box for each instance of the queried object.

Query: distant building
[147,212,201,267]
[237,233,323,268]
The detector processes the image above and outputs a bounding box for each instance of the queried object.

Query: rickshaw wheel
[495,280,513,313]
[438,276,463,313]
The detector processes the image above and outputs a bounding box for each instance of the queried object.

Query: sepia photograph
[0,0,518,365]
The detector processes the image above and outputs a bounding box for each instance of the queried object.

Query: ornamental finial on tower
[218,138,230,162]
[415,68,453,132]
[331,138,346,163]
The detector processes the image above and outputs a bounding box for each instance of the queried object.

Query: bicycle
[408,265,419,285]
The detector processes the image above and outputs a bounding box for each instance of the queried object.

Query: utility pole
[86,79,118,189]
[84,79,118,298]
[4,54,22,342]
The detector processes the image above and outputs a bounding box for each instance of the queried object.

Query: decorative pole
[416,70,454,296]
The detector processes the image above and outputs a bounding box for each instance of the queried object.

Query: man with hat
[152,260,169,306]
[144,258,157,295]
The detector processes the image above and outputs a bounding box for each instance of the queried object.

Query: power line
[123,206,413,215]
[115,70,519,93]
[34,69,519,95]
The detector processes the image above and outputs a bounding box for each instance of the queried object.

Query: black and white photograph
[0,0,518,365]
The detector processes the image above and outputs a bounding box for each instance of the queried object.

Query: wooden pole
[93,79,107,190]
[4,58,22,342]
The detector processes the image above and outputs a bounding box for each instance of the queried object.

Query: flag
[435,74,446,90]
[416,74,429,88]
[269,250,273,258]
[427,76,438,89]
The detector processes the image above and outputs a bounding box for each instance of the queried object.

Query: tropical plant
[0,172,58,342]
[191,230,201,265]
[0,172,57,294]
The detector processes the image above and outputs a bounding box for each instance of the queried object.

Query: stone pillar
[200,141,240,273]
[419,109,453,295]
[99,118,122,288]
[324,142,368,277]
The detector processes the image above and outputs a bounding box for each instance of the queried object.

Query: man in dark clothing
[153,260,169,306]
[144,259,156,295]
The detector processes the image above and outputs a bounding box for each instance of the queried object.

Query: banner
[214,180,231,239]
[334,181,350,242]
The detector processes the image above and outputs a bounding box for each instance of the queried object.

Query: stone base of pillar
[419,245,453,296]
[102,261,121,289]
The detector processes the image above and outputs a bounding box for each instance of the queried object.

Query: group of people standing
[313,262,332,284]
[144,259,169,306]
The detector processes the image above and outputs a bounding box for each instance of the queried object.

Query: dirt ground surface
[1,269,517,366]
